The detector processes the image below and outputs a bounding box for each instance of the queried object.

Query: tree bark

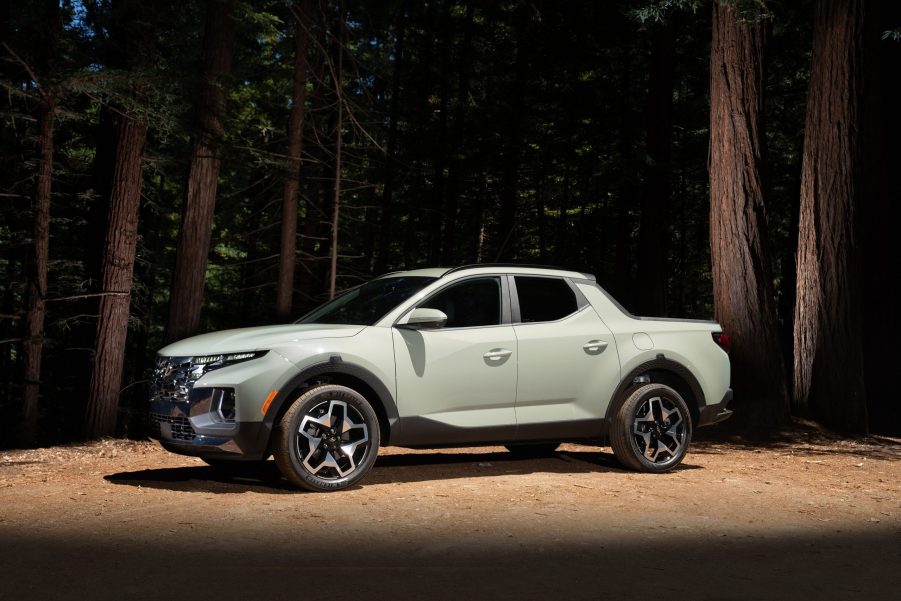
[793,0,874,432]
[708,1,788,428]
[166,1,236,342]
[328,11,344,300]
[276,0,311,320]
[85,114,148,438]
[21,0,61,443]
[635,21,676,316]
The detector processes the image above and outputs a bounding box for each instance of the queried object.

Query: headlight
[191,350,268,367]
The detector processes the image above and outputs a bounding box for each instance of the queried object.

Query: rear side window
[514,276,579,323]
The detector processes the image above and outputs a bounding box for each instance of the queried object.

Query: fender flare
[605,354,707,421]
[262,358,398,431]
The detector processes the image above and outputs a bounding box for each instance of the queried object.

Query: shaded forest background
[1,0,899,447]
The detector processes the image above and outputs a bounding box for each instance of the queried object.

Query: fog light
[214,388,236,422]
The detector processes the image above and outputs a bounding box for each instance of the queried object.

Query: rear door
[511,275,620,428]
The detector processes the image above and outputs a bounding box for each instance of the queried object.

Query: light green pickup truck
[150,264,732,491]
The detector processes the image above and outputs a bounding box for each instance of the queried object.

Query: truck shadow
[103,448,700,494]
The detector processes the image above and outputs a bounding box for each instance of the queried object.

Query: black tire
[504,443,560,458]
[609,383,692,473]
[274,384,380,492]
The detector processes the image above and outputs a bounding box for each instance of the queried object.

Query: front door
[392,276,517,445]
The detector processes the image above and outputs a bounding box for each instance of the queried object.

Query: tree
[166,0,236,342]
[276,0,312,320]
[84,0,155,438]
[708,0,788,428]
[793,0,876,433]
[19,0,61,443]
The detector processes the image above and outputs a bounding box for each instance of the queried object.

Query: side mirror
[398,308,448,330]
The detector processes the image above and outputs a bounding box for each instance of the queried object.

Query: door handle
[483,348,513,361]
[583,340,608,355]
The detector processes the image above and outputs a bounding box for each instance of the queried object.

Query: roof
[377,264,595,281]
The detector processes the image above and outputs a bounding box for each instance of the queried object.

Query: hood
[158,324,366,357]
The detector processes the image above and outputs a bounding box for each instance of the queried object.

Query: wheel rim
[631,395,685,466]
[295,399,370,479]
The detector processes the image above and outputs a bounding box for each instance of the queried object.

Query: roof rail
[441,263,595,280]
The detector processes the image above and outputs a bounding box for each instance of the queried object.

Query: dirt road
[1,425,899,600]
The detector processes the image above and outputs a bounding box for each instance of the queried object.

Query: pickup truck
[150,264,732,491]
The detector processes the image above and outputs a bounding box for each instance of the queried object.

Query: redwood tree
[166,0,236,342]
[84,0,154,438]
[793,0,876,432]
[21,0,60,443]
[708,1,788,428]
[276,0,312,320]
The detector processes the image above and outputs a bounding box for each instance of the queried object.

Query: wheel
[610,383,692,473]
[504,443,560,458]
[274,384,380,492]
[201,457,270,478]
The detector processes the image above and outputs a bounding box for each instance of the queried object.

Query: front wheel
[609,383,692,473]
[274,384,380,492]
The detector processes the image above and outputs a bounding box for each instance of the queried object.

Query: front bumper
[697,389,733,427]
[149,391,271,460]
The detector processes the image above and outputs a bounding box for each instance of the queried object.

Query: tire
[274,384,380,492]
[610,383,692,473]
[504,443,560,458]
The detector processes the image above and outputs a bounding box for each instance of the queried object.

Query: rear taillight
[712,331,731,353]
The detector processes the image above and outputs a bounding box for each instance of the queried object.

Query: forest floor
[0,422,899,601]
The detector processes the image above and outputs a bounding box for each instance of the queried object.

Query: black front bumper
[697,389,733,427]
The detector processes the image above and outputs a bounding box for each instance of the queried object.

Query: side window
[514,276,579,323]
[420,277,502,328]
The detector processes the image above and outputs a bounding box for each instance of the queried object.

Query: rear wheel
[504,443,560,458]
[610,383,691,473]
[274,384,380,492]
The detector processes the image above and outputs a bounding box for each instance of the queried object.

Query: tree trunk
[276,0,311,320]
[793,0,875,433]
[85,114,148,438]
[166,1,236,342]
[635,21,676,316]
[21,0,61,444]
[708,1,788,428]
[328,12,344,300]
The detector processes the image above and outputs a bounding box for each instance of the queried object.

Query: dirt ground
[1,423,899,601]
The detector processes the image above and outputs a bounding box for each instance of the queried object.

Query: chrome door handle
[483,349,513,361]
[583,340,608,355]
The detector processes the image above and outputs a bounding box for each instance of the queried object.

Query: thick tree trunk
[85,115,148,438]
[708,1,788,428]
[793,0,874,433]
[21,96,55,442]
[21,0,61,444]
[166,1,236,342]
[276,0,311,320]
[635,21,676,316]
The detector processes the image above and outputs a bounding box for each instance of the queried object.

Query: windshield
[296,276,438,326]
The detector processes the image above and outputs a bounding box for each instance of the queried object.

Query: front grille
[150,412,197,441]
[150,356,200,403]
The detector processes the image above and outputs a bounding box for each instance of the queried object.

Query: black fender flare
[262,357,399,434]
[605,354,707,422]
